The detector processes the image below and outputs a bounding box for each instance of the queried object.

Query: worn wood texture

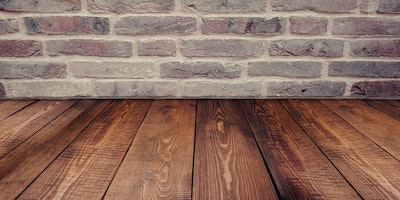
[194,100,278,200]
[105,100,196,199]
[0,100,35,122]
[364,100,400,121]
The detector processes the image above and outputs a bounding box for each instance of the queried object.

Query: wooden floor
[0,100,400,200]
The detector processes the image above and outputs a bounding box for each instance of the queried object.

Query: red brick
[0,0,80,13]
[0,82,5,97]
[0,40,42,57]
[351,40,400,57]
[272,0,357,13]
[351,81,400,97]
[47,40,132,57]
[0,19,18,34]
[290,17,327,35]
[333,18,400,36]
[270,40,344,57]
[88,0,174,14]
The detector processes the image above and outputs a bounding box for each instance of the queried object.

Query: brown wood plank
[104,100,196,199]
[193,100,278,200]
[282,100,400,199]
[0,100,77,159]
[0,100,35,122]
[321,100,400,161]
[364,100,400,121]
[19,100,152,199]
[241,100,360,199]
[0,100,110,200]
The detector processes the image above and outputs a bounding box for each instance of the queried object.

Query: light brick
[350,40,400,57]
[87,0,174,14]
[47,40,132,57]
[267,81,346,97]
[248,62,322,78]
[115,17,196,35]
[270,40,344,57]
[69,62,155,79]
[182,39,263,58]
[0,0,80,13]
[329,62,400,78]
[0,40,42,57]
[138,40,176,56]
[333,18,400,36]
[160,62,241,78]
[290,17,327,35]
[0,82,5,97]
[351,81,400,97]
[0,62,67,79]
[202,17,284,36]
[360,0,379,13]
[95,81,181,97]
[378,0,400,14]
[183,0,266,13]
[0,19,18,34]
[272,0,357,13]
[24,16,109,35]
[182,81,262,97]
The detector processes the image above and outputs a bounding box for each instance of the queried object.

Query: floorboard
[0,100,35,122]
[364,100,400,121]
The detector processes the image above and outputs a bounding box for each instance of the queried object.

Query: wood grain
[0,100,35,122]
[19,100,152,199]
[364,100,400,121]
[0,100,110,199]
[193,100,278,200]
[104,100,196,200]
[241,100,360,199]
[282,100,400,199]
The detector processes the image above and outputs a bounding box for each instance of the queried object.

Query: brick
[24,16,109,35]
[272,0,357,13]
[329,62,400,78]
[202,17,284,36]
[182,81,262,97]
[183,0,266,13]
[248,61,322,78]
[267,81,346,97]
[115,17,196,35]
[350,40,400,57]
[95,81,181,97]
[182,39,263,58]
[290,17,327,35]
[0,19,18,34]
[378,0,400,14]
[361,0,379,13]
[161,62,241,78]
[0,40,42,57]
[0,0,80,13]
[333,18,400,36]
[0,62,67,79]
[47,40,132,57]
[0,82,5,97]
[69,62,155,79]
[87,0,174,14]
[351,81,400,97]
[270,40,344,57]
[138,40,176,56]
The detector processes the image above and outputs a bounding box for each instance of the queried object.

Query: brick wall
[0,0,399,99]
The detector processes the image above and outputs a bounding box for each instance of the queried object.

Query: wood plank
[321,100,400,160]
[0,100,77,159]
[0,100,35,121]
[364,100,400,121]
[104,100,196,199]
[0,100,110,200]
[193,100,278,200]
[19,100,152,199]
[241,100,360,199]
[282,100,400,199]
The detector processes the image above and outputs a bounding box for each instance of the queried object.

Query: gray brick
[183,0,266,13]
[351,81,400,97]
[115,17,196,35]
[138,40,176,56]
[270,39,344,58]
[378,0,400,14]
[0,62,67,79]
[267,81,346,97]
[0,19,18,34]
[272,0,357,13]
[333,17,400,36]
[350,40,400,57]
[0,0,80,13]
[248,62,322,78]
[290,17,327,35]
[182,81,262,97]
[161,62,241,78]
[329,62,400,78]
[95,81,181,97]
[87,0,174,14]
[0,82,5,97]
[47,40,132,57]
[69,62,155,79]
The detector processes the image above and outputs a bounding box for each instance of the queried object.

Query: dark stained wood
[364,100,400,121]
[194,100,278,200]
[241,100,360,199]
[0,100,77,159]
[18,100,152,199]
[282,100,400,199]
[104,100,196,199]
[0,100,35,122]
[0,100,110,200]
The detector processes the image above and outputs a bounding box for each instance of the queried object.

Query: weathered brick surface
[202,17,284,35]
[183,81,262,97]
[248,62,322,78]
[290,17,327,35]
[0,19,18,34]
[87,0,174,14]
[333,18,400,36]
[0,62,66,79]
[182,39,263,57]
[25,16,109,35]
[183,0,266,13]
[138,40,176,56]
[95,81,181,97]
[0,0,80,12]
[272,0,358,13]
[378,0,400,14]
[0,82,5,97]
[47,40,132,57]
[69,62,155,78]
[161,62,241,78]
[351,81,400,97]
[270,40,344,57]
[267,81,346,97]
[351,40,400,57]
[115,17,196,35]
[329,62,400,78]
[0,40,42,57]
